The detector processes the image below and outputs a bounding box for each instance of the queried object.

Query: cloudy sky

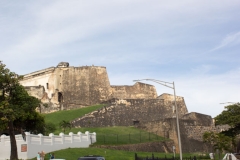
[1,1,239,117]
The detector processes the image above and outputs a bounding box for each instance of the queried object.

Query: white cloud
[210,32,240,52]
[0,1,240,118]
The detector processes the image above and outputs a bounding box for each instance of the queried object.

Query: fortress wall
[158,93,188,117]
[71,98,188,128]
[24,86,45,100]
[138,117,229,153]
[184,125,229,141]
[20,68,55,98]
[182,112,213,126]
[138,119,204,152]
[110,82,157,99]
[61,66,111,108]
[20,64,162,113]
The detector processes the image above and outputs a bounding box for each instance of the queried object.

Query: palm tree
[59,120,72,133]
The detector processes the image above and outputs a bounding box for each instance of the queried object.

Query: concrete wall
[0,131,96,160]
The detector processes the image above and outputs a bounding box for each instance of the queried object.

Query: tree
[214,103,240,152]
[203,131,216,152]
[203,131,232,153]
[45,122,56,135]
[14,110,45,134]
[59,120,72,133]
[215,103,240,137]
[0,61,43,160]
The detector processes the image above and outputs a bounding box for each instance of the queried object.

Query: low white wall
[0,131,96,160]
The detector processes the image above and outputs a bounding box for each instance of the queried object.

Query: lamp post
[220,102,240,106]
[133,79,182,160]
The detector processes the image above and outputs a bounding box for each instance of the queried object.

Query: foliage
[215,103,240,137]
[0,61,44,160]
[44,122,56,135]
[14,111,45,134]
[203,131,232,152]
[213,103,240,152]
[59,120,72,133]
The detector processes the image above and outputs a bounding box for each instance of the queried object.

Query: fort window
[46,83,49,89]
[58,92,63,103]
[133,120,139,125]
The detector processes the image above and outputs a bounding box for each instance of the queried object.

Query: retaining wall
[0,131,95,160]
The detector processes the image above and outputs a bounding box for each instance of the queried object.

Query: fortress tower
[20,62,158,112]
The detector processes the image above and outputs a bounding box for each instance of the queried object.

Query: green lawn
[62,126,167,145]
[30,147,209,160]
[44,104,104,126]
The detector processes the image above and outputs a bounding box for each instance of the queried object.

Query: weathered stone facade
[71,97,188,127]
[71,98,228,153]
[138,115,229,153]
[20,63,157,113]
[19,62,225,153]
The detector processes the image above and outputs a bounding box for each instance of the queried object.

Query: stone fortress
[20,62,228,153]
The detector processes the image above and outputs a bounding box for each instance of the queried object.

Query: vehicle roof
[77,155,105,160]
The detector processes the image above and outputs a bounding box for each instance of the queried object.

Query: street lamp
[220,102,240,107]
[133,79,182,160]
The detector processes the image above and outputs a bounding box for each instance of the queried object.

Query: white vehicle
[222,153,240,160]
[77,155,105,160]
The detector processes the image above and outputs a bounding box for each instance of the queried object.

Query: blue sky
[1,1,240,117]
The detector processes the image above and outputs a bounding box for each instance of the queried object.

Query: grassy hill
[35,105,210,160]
[44,104,167,145]
[44,104,104,126]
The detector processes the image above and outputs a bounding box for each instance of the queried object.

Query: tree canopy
[59,120,72,133]
[0,61,45,160]
[203,131,232,152]
[215,103,240,137]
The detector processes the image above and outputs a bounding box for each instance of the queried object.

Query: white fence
[0,131,96,160]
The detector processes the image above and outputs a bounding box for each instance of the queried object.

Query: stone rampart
[61,66,111,107]
[71,98,188,128]
[24,86,45,100]
[20,63,158,113]
[138,113,230,153]
[182,112,213,126]
[110,82,157,99]
[184,124,229,141]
